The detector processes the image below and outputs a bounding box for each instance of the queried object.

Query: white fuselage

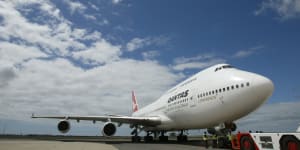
[132,64,274,131]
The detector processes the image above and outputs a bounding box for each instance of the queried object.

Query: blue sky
[0,0,299,135]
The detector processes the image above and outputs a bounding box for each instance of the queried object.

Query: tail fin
[132,91,139,113]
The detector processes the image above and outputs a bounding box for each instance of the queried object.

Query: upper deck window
[215,65,234,72]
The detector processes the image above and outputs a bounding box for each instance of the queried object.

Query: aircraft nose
[253,75,274,101]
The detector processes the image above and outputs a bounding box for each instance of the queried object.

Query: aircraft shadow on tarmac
[56,139,205,147]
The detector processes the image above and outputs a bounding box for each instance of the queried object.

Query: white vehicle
[231,132,300,150]
[32,64,274,142]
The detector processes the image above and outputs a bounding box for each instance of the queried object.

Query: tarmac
[0,140,116,150]
[0,136,226,150]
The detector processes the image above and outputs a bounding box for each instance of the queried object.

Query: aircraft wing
[31,114,161,126]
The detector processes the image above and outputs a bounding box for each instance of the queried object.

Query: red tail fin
[132,91,139,112]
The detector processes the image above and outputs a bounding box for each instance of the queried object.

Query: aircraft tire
[177,135,188,142]
[159,136,168,142]
[144,136,153,143]
[280,135,300,150]
[240,136,255,150]
[131,136,141,143]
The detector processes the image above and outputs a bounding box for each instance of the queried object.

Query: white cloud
[83,14,97,21]
[0,41,47,65]
[255,0,300,20]
[112,0,123,5]
[88,2,100,11]
[126,38,147,52]
[0,58,182,120]
[102,19,109,25]
[233,46,264,58]
[237,101,300,132]
[0,0,184,123]
[233,50,254,58]
[63,1,107,25]
[172,54,225,71]
[173,54,215,64]
[172,59,225,71]
[142,50,160,60]
[82,31,102,40]
[126,36,169,52]
[73,40,122,65]
[0,0,91,56]
[0,67,16,88]
[63,0,86,14]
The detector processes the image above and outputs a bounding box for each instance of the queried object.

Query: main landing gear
[177,130,188,142]
[158,131,168,142]
[131,125,141,142]
[144,131,154,143]
[131,129,189,143]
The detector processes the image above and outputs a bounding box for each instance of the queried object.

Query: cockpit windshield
[215,65,234,72]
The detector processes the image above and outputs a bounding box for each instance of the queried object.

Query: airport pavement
[0,139,117,150]
[0,139,226,150]
[112,143,215,150]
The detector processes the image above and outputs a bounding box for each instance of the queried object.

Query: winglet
[132,91,139,113]
[31,113,35,118]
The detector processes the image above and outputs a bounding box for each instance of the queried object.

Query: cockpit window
[215,65,234,72]
[222,65,234,69]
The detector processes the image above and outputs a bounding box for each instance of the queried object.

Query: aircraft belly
[159,89,258,130]
[163,99,223,130]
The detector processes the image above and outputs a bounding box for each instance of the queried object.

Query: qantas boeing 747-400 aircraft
[32,64,274,142]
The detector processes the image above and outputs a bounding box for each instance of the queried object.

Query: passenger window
[219,89,222,93]
[223,88,226,92]
[231,85,234,90]
[215,90,218,93]
[212,91,214,94]
[246,82,250,86]
[209,91,211,95]
[241,84,244,88]
[227,87,230,91]
[236,85,239,88]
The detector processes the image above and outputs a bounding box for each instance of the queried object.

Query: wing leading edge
[31,114,161,126]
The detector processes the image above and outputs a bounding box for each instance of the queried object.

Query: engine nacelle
[207,122,237,135]
[225,122,237,132]
[57,120,70,133]
[102,122,117,136]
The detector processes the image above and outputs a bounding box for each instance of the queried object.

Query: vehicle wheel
[144,136,153,143]
[177,135,188,142]
[183,135,188,142]
[240,136,255,150]
[280,135,300,150]
[131,136,141,143]
[159,136,168,142]
[217,137,226,148]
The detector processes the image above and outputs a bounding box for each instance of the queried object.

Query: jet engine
[207,122,237,135]
[102,122,117,136]
[225,122,237,132]
[57,120,70,133]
